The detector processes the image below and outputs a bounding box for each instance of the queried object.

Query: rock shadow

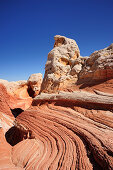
[5,126,35,146]
[5,126,24,146]
[11,108,24,118]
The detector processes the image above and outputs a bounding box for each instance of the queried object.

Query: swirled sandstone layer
[12,91,113,170]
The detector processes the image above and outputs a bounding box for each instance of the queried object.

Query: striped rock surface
[12,93,113,170]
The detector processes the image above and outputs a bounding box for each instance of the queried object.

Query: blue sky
[0,0,113,81]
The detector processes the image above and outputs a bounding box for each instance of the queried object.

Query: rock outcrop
[41,35,86,93]
[0,73,42,110]
[34,90,113,105]
[79,43,113,82]
[0,79,32,110]
[27,73,42,97]
[41,36,113,93]
[0,79,28,97]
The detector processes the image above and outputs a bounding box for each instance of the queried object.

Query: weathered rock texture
[0,128,23,170]
[27,73,42,97]
[0,84,12,116]
[41,35,86,93]
[0,79,32,110]
[0,73,42,110]
[0,84,23,169]
[13,96,113,169]
[41,36,113,93]
[0,79,28,97]
[79,43,113,82]
[0,36,113,170]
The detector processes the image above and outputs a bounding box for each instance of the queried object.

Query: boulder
[27,73,42,97]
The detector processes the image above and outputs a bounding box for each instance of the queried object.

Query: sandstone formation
[41,36,113,93]
[41,35,87,93]
[0,79,32,110]
[27,73,42,97]
[0,84,12,116]
[0,84,23,170]
[0,79,27,96]
[0,73,43,110]
[35,90,113,105]
[0,77,40,169]
[0,35,113,170]
[0,128,23,170]
[13,98,113,170]
[79,43,113,82]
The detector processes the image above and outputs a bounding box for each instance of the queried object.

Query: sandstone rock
[0,128,23,170]
[0,83,12,116]
[0,83,31,169]
[34,90,113,105]
[0,80,32,110]
[14,97,113,169]
[0,84,14,133]
[27,73,42,97]
[0,79,27,94]
[0,79,30,99]
[79,43,113,81]
[41,35,85,93]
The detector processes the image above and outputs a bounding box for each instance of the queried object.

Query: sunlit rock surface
[0,36,113,170]
[0,79,32,110]
[27,73,42,97]
[41,35,84,93]
[79,43,113,81]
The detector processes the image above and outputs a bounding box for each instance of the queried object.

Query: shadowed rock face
[11,108,24,118]
[5,124,35,146]
[0,36,113,170]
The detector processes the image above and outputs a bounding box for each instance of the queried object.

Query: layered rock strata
[0,79,28,97]
[0,84,20,169]
[0,73,42,110]
[14,97,113,169]
[0,80,32,110]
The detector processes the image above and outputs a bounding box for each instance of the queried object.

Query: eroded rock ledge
[34,90,113,105]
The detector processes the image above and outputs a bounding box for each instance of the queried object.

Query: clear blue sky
[0,0,113,81]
